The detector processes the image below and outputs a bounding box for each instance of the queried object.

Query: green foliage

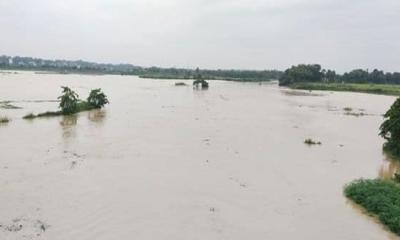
[87,89,109,108]
[380,98,400,158]
[279,64,323,86]
[25,87,109,120]
[0,116,10,123]
[280,64,400,86]
[304,138,321,145]
[344,179,400,235]
[58,86,79,114]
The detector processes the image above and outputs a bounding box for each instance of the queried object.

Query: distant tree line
[0,55,281,82]
[279,64,400,86]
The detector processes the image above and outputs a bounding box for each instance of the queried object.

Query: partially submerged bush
[58,86,79,114]
[304,138,321,145]
[0,116,10,123]
[344,179,400,235]
[87,88,109,108]
[25,87,109,119]
[343,107,352,112]
[175,82,187,86]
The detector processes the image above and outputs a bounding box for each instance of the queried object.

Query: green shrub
[87,89,109,108]
[58,86,79,114]
[304,138,321,145]
[344,179,400,235]
[380,97,400,158]
[0,116,10,123]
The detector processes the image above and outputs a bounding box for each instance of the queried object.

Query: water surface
[0,71,398,239]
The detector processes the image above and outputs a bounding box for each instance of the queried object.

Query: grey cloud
[0,0,399,72]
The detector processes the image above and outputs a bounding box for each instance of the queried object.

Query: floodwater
[0,71,399,240]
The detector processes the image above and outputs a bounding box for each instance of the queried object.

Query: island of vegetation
[344,97,400,236]
[192,68,209,89]
[304,138,321,145]
[279,64,400,95]
[24,87,109,119]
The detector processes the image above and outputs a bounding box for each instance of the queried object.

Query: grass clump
[344,179,400,235]
[343,107,353,112]
[304,138,321,145]
[0,116,10,123]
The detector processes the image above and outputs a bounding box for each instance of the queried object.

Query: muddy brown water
[0,71,399,239]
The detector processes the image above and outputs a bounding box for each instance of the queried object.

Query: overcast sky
[0,0,399,72]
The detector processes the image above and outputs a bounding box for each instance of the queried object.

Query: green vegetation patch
[0,116,10,123]
[288,82,400,96]
[344,179,400,235]
[380,97,400,158]
[23,87,109,120]
[304,138,321,145]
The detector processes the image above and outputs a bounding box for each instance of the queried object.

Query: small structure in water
[193,68,209,89]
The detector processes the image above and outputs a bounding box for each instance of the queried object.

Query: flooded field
[1,71,399,239]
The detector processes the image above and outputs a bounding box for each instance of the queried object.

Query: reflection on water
[88,109,106,124]
[378,153,400,179]
[60,114,78,139]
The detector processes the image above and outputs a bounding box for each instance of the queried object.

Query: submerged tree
[193,68,209,89]
[87,88,109,108]
[58,86,79,114]
[380,97,400,157]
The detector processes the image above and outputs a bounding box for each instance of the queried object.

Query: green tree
[380,97,400,157]
[87,88,109,108]
[279,64,323,86]
[58,86,79,114]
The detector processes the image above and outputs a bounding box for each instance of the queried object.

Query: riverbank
[288,82,400,96]
[344,179,400,236]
